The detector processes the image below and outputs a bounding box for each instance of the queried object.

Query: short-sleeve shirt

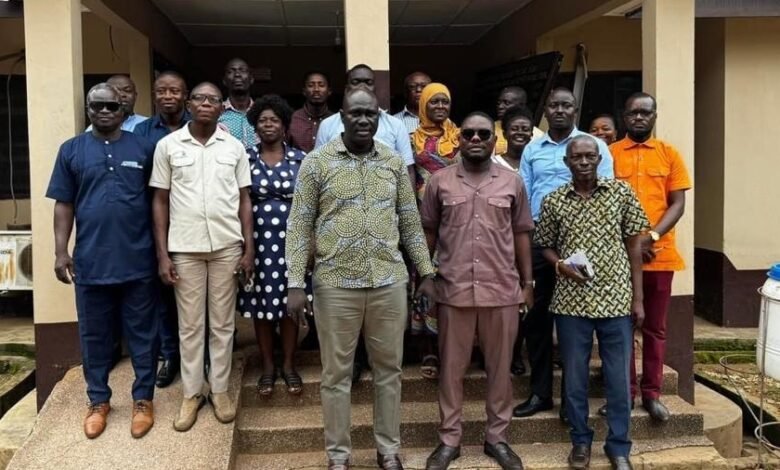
[133,110,192,146]
[420,162,534,308]
[45,131,157,285]
[521,128,614,220]
[534,178,651,318]
[149,124,252,253]
[314,111,415,166]
[288,107,334,153]
[218,98,258,149]
[610,137,692,271]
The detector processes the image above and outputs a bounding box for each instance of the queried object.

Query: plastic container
[757,264,780,380]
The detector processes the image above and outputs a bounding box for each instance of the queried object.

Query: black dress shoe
[597,400,635,417]
[327,458,350,470]
[642,398,670,422]
[156,357,179,388]
[377,452,403,470]
[484,442,523,470]
[352,360,369,385]
[608,455,633,470]
[510,360,526,376]
[568,444,591,469]
[513,395,553,418]
[426,443,460,470]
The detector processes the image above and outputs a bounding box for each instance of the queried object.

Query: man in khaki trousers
[287,89,436,470]
[151,82,254,431]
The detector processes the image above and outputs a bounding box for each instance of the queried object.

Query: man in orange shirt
[605,92,691,422]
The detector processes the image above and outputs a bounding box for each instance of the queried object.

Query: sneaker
[209,391,236,423]
[173,395,205,432]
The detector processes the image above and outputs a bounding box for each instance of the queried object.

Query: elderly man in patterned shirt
[287,89,436,470]
[534,135,649,470]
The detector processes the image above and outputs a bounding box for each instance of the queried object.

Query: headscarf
[412,83,460,157]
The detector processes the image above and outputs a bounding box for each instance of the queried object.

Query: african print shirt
[218,98,257,149]
[286,137,435,289]
[534,178,650,318]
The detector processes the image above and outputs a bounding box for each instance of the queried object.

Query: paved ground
[694,315,757,341]
[0,315,33,349]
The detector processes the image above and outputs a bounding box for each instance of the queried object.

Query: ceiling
[150,0,534,47]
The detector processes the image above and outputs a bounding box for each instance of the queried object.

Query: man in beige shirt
[150,82,254,432]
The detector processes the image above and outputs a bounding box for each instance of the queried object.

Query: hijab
[412,83,460,157]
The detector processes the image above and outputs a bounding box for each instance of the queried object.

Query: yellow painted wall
[0,200,32,229]
[547,16,642,73]
[722,18,780,269]
[694,19,726,253]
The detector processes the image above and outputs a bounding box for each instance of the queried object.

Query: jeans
[556,314,633,458]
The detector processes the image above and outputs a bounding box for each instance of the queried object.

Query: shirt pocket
[170,152,196,183]
[646,166,671,204]
[216,154,237,184]
[486,196,512,229]
[442,195,470,227]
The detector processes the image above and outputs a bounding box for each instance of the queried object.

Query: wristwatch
[648,230,661,242]
[522,280,536,289]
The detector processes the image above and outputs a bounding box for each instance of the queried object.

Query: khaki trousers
[438,304,519,446]
[313,279,408,460]
[172,244,241,398]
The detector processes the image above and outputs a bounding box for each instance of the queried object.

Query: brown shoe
[131,400,154,438]
[83,402,111,439]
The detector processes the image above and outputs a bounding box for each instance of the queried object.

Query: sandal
[420,354,440,380]
[256,372,277,396]
[281,369,303,395]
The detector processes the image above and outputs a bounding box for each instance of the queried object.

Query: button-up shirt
[86,113,148,133]
[286,137,434,290]
[420,162,534,308]
[133,110,192,146]
[46,132,157,285]
[393,107,420,135]
[521,128,614,220]
[534,178,650,318]
[218,98,257,149]
[493,121,544,156]
[288,106,334,153]
[149,124,252,253]
[610,137,692,272]
[314,110,415,166]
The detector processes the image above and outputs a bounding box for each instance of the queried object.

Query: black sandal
[257,372,276,396]
[281,370,303,395]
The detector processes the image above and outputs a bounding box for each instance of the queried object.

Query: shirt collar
[455,160,501,187]
[223,97,254,112]
[620,136,658,150]
[541,127,580,146]
[335,135,380,160]
[302,103,332,120]
[179,122,227,145]
[153,110,191,129]
[252,142,305,161]
[563,177,611,197]
[400,107,418,118]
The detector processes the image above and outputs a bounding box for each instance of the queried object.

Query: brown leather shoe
[84,402,111,439]
[131,400,154,438]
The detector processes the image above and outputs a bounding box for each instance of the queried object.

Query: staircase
[233,349,719,469]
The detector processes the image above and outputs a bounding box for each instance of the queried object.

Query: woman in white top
[492,106,535,172]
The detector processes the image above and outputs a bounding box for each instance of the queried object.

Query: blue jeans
[75,277,159,404]
[556,314,633,458]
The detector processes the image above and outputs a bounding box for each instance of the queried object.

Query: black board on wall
[472,51,563,126]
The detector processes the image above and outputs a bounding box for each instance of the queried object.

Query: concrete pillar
[642,0,696,403]
[23,0,83,409]
[127,30,153,116]
[343,0,390,109]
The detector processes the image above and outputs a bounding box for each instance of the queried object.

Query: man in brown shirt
[420,112,534,470]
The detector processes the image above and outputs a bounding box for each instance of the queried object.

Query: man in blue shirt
[513,87,614,421]
[47,83,158,440]
[85,75,147,132]
[133,70,190,389]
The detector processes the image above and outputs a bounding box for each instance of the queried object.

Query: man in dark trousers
[47,83,158,439]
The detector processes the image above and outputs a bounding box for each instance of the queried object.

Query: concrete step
[235,437,724,469]
[241,362,678,408]
[235,396,703,454]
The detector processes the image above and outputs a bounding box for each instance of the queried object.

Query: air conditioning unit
[0,231,32,291]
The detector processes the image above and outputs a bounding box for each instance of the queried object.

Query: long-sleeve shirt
[286,137,434,289]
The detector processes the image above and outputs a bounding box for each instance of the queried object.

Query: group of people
[47,56,691,470]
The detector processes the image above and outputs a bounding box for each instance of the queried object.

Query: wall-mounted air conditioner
[0,231,32,291]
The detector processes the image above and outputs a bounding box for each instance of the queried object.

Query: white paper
[564,250,595,279]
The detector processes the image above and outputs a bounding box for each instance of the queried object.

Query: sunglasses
[461,129,493,141]
[87,101,122,112]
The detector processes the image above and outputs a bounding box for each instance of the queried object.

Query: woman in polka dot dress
[238,94,311,396]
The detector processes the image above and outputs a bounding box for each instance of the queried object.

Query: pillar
[343,0,390,109]
[127,30,153,117]
[23,0,83,409]
[642,0,696,403]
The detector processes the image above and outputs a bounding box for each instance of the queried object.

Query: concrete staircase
[233,350,721,469]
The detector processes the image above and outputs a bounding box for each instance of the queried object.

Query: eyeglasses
[461,129,493,141]
[87,101,122,112]
[189,94,222,105]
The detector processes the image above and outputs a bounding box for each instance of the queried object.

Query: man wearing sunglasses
[150,82,254,432]
[46,83,159,439]
[420,112,533,470]
[514,88,614,423]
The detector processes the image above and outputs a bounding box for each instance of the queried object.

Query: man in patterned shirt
[534,135,649,470]
[218,57,257,148]
[287,89,436,470]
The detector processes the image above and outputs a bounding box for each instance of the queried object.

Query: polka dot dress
[238,144,312,321]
